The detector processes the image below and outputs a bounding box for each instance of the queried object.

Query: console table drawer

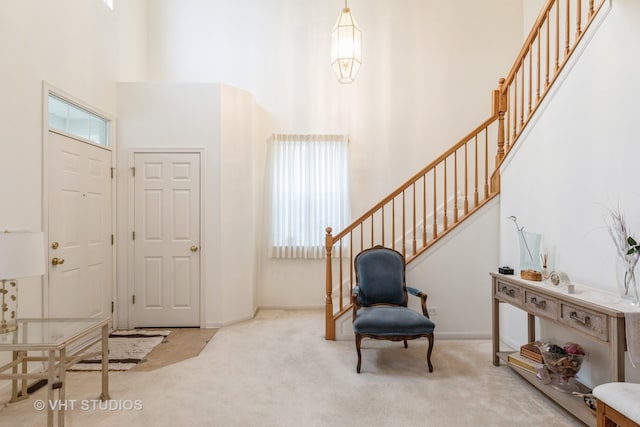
[495,280,522,305]
[560,303,608,342]
[524,290,557,319]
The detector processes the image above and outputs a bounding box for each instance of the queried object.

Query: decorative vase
[616,255,640,305]
[538,341,585,394]
[518,231,542,272]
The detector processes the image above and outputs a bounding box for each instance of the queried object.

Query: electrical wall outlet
[427,307,437,316]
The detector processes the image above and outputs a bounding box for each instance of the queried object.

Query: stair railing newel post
[491,78,507,194]
[325,227,335,340]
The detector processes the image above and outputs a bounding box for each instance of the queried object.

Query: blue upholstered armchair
[351,246,435,373]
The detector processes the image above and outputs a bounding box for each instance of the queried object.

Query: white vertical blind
[266,134,350,258]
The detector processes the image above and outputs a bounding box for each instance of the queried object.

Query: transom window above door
[48,94,110,146]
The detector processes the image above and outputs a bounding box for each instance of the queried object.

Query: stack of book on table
[507,342,544,374]
[520,342,543,363]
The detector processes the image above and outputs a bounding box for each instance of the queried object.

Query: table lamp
[0,231,45,333]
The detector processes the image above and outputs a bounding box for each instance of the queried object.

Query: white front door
[133,152,201,327]
[48,131,113,318]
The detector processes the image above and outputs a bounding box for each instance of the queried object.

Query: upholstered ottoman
[593,382,640,427]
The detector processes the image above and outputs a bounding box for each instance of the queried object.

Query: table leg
[59,347,66,427]
[9,351,29,402]
[612,316,626,382]
[20,350,27,399]
[492,295,500,366]
[100,323,110,400]
[527,313,536,343]
[48,350,55,427]
[11,350,18,401]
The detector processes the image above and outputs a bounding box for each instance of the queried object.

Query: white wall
[500,0,640,386]
[219,85,259,322]
[142,0,525,312]
[523,0,547,34]
[115,0,149,82]
[407,198,500,339]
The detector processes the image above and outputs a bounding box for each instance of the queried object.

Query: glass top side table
[0,317,110,427]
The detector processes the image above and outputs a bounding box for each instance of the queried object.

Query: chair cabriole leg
[426,334,434,372]
[356,334,362,373]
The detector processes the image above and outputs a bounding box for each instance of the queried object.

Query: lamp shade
[0,231,45,280]
[331,6,362,84]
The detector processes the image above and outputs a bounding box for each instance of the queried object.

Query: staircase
[324,0,608,340]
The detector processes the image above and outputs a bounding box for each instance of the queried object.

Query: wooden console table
[491,272,628,426]
[0,318,110,427]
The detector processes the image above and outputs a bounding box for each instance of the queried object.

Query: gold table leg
[58,347,66,427]
[9,351,28,403]
[100,323,110,400]
[47,350,55,427]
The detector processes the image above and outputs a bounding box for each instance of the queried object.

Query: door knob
[190,246,199,252]
[51,257,65,265]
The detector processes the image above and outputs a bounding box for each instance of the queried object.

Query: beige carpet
[0,310,583,426]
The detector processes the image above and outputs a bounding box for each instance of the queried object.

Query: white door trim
[42,82,117,325]
[127,148,206,329]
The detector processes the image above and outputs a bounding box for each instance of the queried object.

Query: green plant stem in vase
[622,237,640,305]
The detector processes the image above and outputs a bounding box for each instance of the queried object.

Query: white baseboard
[498,335,520,352]
[205,305,325,328]
[257,305,324,311]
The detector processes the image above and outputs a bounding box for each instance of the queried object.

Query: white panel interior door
[134,152,200,327]
[48,131,113,318]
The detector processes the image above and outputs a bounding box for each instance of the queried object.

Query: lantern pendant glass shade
[331,6,362,84]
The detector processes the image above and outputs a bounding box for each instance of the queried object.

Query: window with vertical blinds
[266,134,350,259]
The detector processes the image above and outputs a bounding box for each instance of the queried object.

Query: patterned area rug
[70,330,172,371]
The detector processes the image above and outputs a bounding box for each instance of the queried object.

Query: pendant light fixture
[331,0,362,84]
